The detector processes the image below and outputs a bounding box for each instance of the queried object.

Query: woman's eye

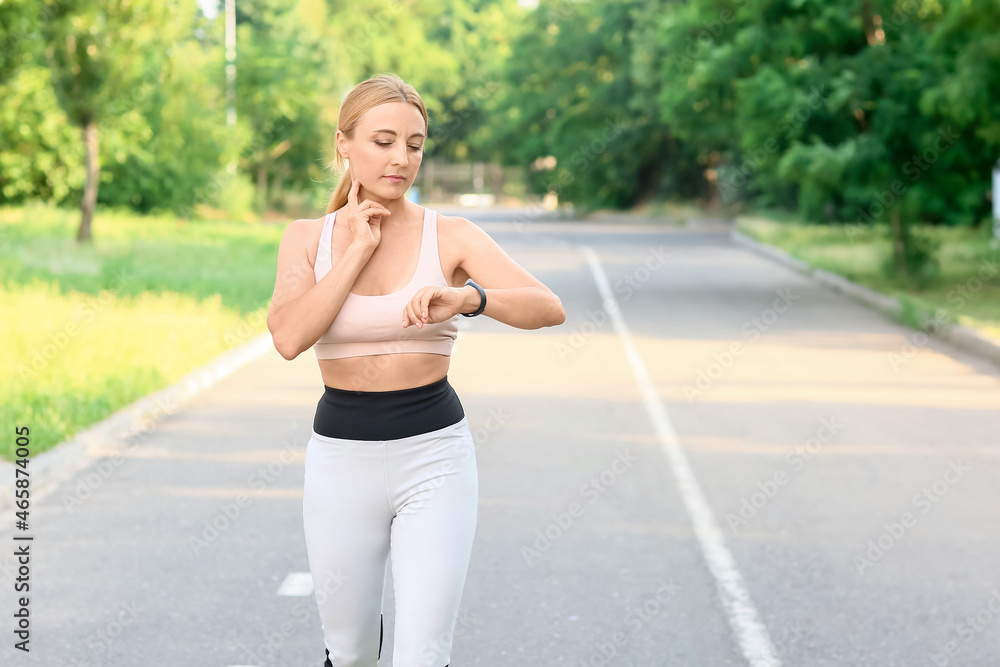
[374,141,423,150]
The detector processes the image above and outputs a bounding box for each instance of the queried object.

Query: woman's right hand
[344,178,391,252]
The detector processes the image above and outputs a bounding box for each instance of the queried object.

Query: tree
[485,0,672,210]
[40,0,188,242]
[1,0,46,84]
[636,0,1000,284]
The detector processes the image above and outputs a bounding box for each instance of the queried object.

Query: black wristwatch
[461,278,487,317]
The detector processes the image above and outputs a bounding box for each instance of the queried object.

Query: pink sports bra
[312,205,459,360]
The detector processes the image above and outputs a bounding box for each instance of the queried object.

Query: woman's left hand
[402,285,468,328]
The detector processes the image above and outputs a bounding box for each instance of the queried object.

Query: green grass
[0,202,285,462]
[736,215,1000,340]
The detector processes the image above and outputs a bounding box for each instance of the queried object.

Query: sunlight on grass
[736,216,1000,340]
[0,203,279,461]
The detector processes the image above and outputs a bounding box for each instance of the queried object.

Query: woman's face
[337,102,426,201]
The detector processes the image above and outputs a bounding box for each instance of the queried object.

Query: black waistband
[312,375,465,440]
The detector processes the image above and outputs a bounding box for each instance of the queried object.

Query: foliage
[737,215,1000,339]
[1,0,997,262]
[480,0,676,208]
[0,202,280,460]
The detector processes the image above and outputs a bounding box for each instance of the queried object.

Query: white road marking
[580,244,782,667]
[276,572,314,596]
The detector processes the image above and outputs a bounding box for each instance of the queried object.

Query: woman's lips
[384,175,404,182]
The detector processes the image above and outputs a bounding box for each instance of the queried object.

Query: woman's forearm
[460,285,566,329]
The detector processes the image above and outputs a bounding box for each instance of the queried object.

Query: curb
[1,331,275,512]
[730,230,1000,370]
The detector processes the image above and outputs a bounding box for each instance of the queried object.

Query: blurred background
[2,0,999,458]
[4,4,1000,665]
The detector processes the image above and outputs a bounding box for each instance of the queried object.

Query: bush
[214,172,257,223]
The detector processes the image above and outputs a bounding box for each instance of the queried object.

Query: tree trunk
[77,118,98,243]
[257,158,268,215]
[635,137,669,206]
[890,206,908,281]
[860,0,877,45]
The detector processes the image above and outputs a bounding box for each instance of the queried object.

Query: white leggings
[303,415,478,666]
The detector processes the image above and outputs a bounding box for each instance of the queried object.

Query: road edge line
[730,230,1000,370]
[1,332,275,512]
[580,243,781,667]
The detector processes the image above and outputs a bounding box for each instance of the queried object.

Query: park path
[2,214,999,666]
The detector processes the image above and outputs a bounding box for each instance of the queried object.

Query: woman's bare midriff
[318,353,450,391]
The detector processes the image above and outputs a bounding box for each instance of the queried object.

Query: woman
[266,73,566,667]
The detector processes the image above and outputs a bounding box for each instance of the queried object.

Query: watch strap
[462,278,486,317]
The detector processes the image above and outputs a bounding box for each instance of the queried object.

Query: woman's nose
[392,143,408,165]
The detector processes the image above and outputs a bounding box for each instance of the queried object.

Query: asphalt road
[3,214,999,666]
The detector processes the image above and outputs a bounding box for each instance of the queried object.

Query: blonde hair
[324,74,429,214]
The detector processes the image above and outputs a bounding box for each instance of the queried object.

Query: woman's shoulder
[282,215,327,268]
[282,214,327,235]
[287,215,328,241]
[436,211,496,252]
[434,210,480,242]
